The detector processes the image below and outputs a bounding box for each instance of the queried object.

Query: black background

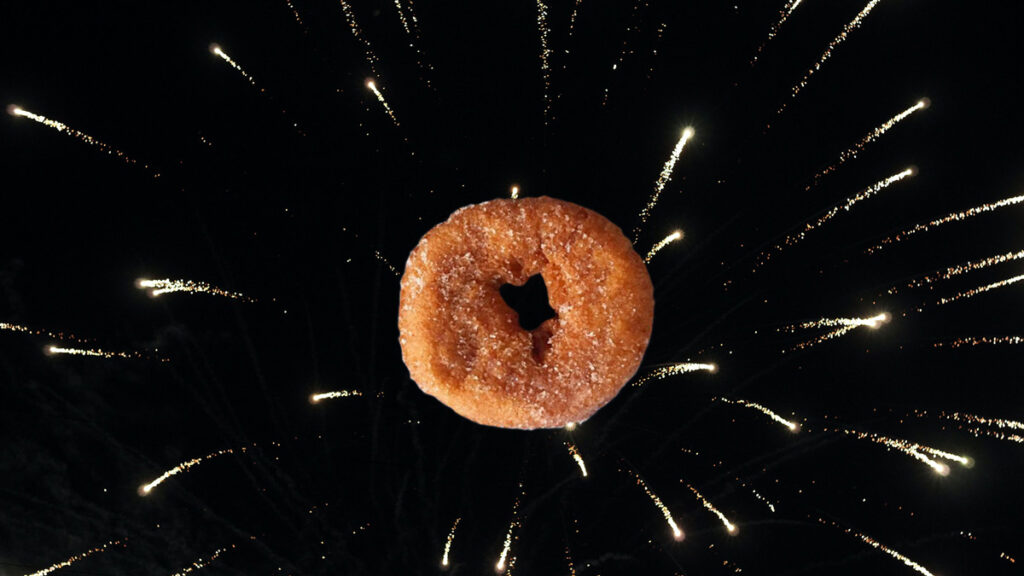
[2,1,1023,574]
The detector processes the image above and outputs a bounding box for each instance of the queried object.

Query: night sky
[2,1,1024,574]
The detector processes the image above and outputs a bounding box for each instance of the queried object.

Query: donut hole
[499,274,557,331]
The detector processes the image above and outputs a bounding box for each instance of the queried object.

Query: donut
[398,196,654,429]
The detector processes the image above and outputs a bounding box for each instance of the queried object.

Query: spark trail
[602,0,648,107]
[644,230,682,263]
[25,539,124,576]
[565,442,588,477]
[808,99,928,188]
[717,397,799,432]
[46,345,145,360]
[441,517,460,567]
[682,481,737,534]
[634,127,695,242]
[339,0,381,77]
[496,483,523,572]
[839,428,969,475]
[775,0,886,117]
[887,249,1024,295]
[756,168,914,269]
[169,546,232,576]
[817,517,937,576]
[391,0,433,88]
[1,322,91,344]
[632,362,717,387]
[139,447,246,495]
[867,194,1024,254]
[914,409,1024,432]
[783,312,889,332]
[510,185,520,199]
[310,390,363,403]
[137,278,256,302]
[936,273,1024,306]
[629,471,684,540]
[366,80,400,127]
[933,335,1024,349]
[283,0,304,28]
[210,45,261,91]
[750,0,805,66]
[8,105,148,170]
[536,0,553,122]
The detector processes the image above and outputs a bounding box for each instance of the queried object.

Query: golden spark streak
[757,168,914,269]
[634,127,695,242]
[366,79,400,127]
[683,481,737,534]
[749,488,775,513]
[644,230,683,263]
[441,517,461,567]
[284,0,304,27]
[137,278,256,302]
[776,0,886,116]
[139,448,245,495]
[934,335,1024,349]
[809,99,927,188]
[750,0,805,66]
[566,442,588,477]
[568,0,584,39]
[867,194,1024,254]
[210,44,261,91]
[888,249,1024,295]
[8,105,146,169]
[937,273,1024,306]
[496,484,523,572]
[310,390,363,403]
[914,409,1024,431]
[717,397,799,432]
[536,0,553,123]
[784,312,890,331]
[1,322,91,344]
[630,471,684,540]
[632,362,717,387]
[169,546,231,576]
[390,0,433,88]
[46,345,143,360]
[818,517,937,576]
[339,0,381,77]
[841,428,968,475]
[25,539,124,576]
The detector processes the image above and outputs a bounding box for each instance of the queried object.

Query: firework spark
[510,185,520,200]
[644,230,683,263]
[633,127,694,243]
[632,362,717,387]
[683,481,737,534]
[366,80,400,127]
[210,44,262,91]
[339,0,381,77]
[283,0,304,27]
[866,194,1024,254]
[390,0,433,88]
[809,99,928,188]
[750,0,805,66]
[933,335,1024,349]
[170,546,232,576]
[136,278,256,302]
[1,321,91,344]
[914,409,1024,431]
[784,312,890,332]
[887,249,1024,295]
[630,471,684,540]
[139,448,245,495]
[565,442,588,477]
[496,483,523,573]
[756,168,914,269]
[602,0,649,107]
[310,390,363,403]
[936,272,1024,306]
[717,397,799,432]
[8,105,148,170]
[536,0,552,123]
[817,517,937,576]
[25,539,124,576]
[441,517,461,567]
[46,345,145,360]
[840,428,968,475]
[775,0,886,117]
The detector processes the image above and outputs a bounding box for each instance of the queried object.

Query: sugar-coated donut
[398,197,654,429]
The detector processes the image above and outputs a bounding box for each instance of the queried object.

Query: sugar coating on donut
[398,196,654,429]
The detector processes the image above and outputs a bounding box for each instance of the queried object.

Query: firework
[630,471,684,540]
[510,185,520,200]
[775,0,886,117]
[1,321,91,344]
[644,230,682,263]
[136,278,256,302]
[441,517,461,567]
[756,168,914,269]
[45,344,146,361]
[602,0,648,107]
[568,0,584,39]
[783,312,889,332]
[632,362,717,387]
[139,448,245,495]
[209,44,262,92]
[565,442,588,477]
[934,272,1024,306]
[633,127,694,242]
[366,80,401,127]
[840,428,968,475]
[8,105,148,170]
[808,99,928,188]
[495,483,523,573]
[390,0,433,88]
[283,0,304,27]
[933,335,1024,349]
[914,409,1024,432]
[817,517,936,576]
[25,540,124,576]
[339,0,381,77]
[717,397,799,432]
[887,249,1024,295]
[682,481,737,534]
[750,0,805,66]
[536,0,552,122]
[310,390,363,403]
[169,546,231,576]
[748,488,775,513]
[866,194,1024,254]
[965,427,1024,445]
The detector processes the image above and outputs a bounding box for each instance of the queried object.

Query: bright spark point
[776,0,886,117]
[137,278,256,302]
[632,362,717,387]
[818,517,937,576]
[310,390,363,403]
[210,44,262,91]
[366,79,401,127]
[8,105,147,169]
[644,230,683,263]
[867,194,1024,254]
[441,517,460,567]
[566,442,588,477]
[683,481,737,534]
[139,447,244,495]
[630,471,683,540]
[510,185,520,199]
[718,397,800,432]
[634,127,695,243]
[840,428,967,475]
[937,272,1024,306]
[564,422,577,430]
[750,0,805,66]
[24,539,124,576]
